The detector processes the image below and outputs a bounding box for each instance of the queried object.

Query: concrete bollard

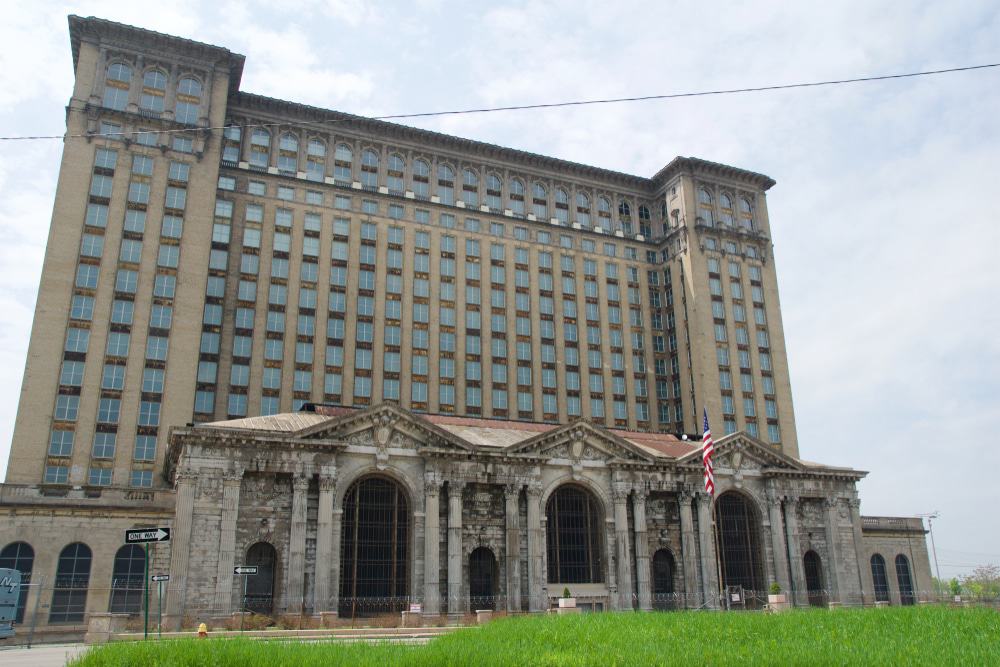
[475,610,493,625]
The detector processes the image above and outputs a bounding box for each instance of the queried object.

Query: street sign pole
[143,543,150,640]
[241,574,247,633]
[157,579,162,639]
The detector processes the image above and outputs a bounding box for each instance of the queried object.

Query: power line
[0,61,997,142]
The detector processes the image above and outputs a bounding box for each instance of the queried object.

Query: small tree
[949,578,962,596]
[563,587,572,599]
[769,582,782,595]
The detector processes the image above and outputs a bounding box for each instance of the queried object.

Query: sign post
[233,566,258,633]
[152,575,169,639]
[125,528,171,640]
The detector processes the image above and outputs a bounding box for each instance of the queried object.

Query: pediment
[680,432,802,472]
[505,420,657,464]
[296,404,472,452]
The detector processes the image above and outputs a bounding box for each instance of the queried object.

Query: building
[0,16,932,635]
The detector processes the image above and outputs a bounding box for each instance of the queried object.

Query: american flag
[702,408,715,496]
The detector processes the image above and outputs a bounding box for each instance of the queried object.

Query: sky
[0,1,998,580]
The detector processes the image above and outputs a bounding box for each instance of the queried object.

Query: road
[0,643,88,667]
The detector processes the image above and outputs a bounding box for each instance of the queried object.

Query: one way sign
[234,566,258,576]
[125,527,171,544]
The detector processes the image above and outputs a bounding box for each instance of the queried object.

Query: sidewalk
[0,644,87,667]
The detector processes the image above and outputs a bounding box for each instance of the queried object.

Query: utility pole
[918,512,942,596]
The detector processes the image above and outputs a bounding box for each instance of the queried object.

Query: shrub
[562,587,572,598]
[769,582,782,595]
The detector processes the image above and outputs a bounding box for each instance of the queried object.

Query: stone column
[423,476,442,615]
[165,471,196,627]
[632,488,652,611]
[766,486,791,594]
[447,481,465,615]
[526,484,545,611]
[783,495,807,606]
[329,507,343,613]
[504,484,522,612]
[313,474,336,612]
[213,470,243,613]
[287,475,310,613]
[696,491,719,608]
[823,497,843,604]
[847,497,871,606]
[678,489,699,608]
[612,484,633,610]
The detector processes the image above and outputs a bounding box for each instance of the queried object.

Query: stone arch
[651,548,677,610]
[545,482,607,585]
[469,546,499,610]
[335,462,418,511]
[803,549,826,607]
[714,490,766,601]
[109,544,146,614]
[244,541,277,615]
[895,554,915,605]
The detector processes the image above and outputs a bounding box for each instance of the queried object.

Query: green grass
[70,606,1000,666]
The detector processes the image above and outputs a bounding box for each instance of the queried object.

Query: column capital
[318,475,337,492]
[847,498,861,510]
[447,480,465,498]
[783,493,800,506]
[526,482,543,499]
[677,486,695,503]
[765,486,781,506]
[174,470,198,485]
[611,483,631,503]
[695,490,714,507]
[632,486,649,503]
[222,468,244,484]
[504,483,522,500]
[293,475,310,492]
[424,471,443,494]
[823,496,840,510]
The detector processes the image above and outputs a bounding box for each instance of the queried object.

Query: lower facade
[0,404,933,634]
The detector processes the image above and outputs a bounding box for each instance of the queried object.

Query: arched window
[387,154,405,193]
[339,476,409,617]
[638,204,652,237]
[109,544,146,614]
[249,128,270,168]
[469,547,498,610]
[277,133,299,173]
[740,198,754,231]
[509,178,525,215]
[714,492,765,603]
[0,542,34,623]
[618,200,632,234]
[50,543,92,623]
[871,554,890,603]
[546,484,604,584]
[532,183,548,219]
[554,188,569,223]
[895,554,915,605]
[437,164,455,205]
[412,158,430,198]
[334,144,353,182]
[598,196,612,227]
[576,192,591,227]
[651,548,676,610]
[103,63,131,111]
[175,77,201,125]
[360,149,379,189]
[486,174,502,211]
[803,550,826,607]
[698,188,713,205]
[719,193,735,226]
[139,69,166,113]
[245,542,277,615]
[306,139,326,181]
[462,168,479,207]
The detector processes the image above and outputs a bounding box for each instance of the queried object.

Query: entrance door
[245,542,276,615]
[803,550,826,607]
[469,547,497,610]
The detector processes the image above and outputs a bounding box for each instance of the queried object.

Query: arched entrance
[245,542,277,615]
[651,549,676,610]
[803,550,826,607]
[338,475,409,617]
[469,547,498,610]
[895,554,915,605]
[871,554,890,603]
[50,543,91,623]
[546,484,604,584]
[0,542,33,623]
[714,492,765,607]
[109,545,146,614]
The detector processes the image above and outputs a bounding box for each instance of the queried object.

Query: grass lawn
[70,606,999,666]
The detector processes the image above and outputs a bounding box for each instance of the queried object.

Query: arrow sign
[234,566,258,576]
[151,574,170,582]
[125,527,171,544]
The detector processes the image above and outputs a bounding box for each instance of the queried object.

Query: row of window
[102,61,203,124]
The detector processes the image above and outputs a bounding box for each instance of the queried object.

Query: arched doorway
[871,554,890,603]
[651,549,676,610]
[338,475,409,617]
[50,543,91,623]
[546,484,604,584]
[109,545,146,614]
[469,547,498,610]
[0,542,33,623]
[895,554,915,606]
[714,492,765,607]
[803,550,826,607]
[245,542,277,615]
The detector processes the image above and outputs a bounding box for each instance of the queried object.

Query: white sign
[409,603,422,613]
[234,566,258,576]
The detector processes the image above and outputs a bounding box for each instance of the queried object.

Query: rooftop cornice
[651,156,777,192]
[68,15,245,94]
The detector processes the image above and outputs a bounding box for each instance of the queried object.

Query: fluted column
[330,506,343,613]
[696,491,719,608]
[447,481,465,614]
[823,497,844,603]
[504,484,522,612]
[678,489,699,608]
[847,497,871,605]
[214,469,244,613]
[783,495,807,605]
[165,471,197,627]
[423,475,442,615]
[313,474,337,612]
[287,475,310,613]
[766,485,791,594]
[632,487,652,610]
[612,483,633,610]
[526,484,544,611]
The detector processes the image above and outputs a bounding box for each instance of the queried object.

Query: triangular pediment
[504,420,657,464]
[679,432,802,471]
[296,404,472,452]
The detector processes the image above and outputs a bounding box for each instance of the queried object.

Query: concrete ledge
[109,625,462,642]
[84,613,132,644]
